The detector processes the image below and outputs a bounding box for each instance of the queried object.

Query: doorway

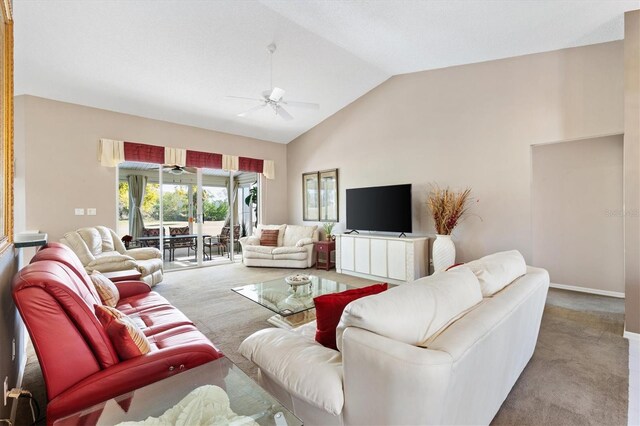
[531,134,624,295]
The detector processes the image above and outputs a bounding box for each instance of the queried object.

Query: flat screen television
[346,184,412,233]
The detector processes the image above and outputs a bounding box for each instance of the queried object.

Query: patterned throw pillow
[260,229,279,247]
[90,271,120,307]
[95,305,151,360]
[108,316,151,359]
[94,304,125,328]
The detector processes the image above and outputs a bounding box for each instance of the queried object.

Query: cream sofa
[60,226,164,286]
[240,251,550,425]
[239,224,319,268]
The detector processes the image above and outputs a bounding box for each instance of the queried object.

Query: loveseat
[239,224,319,268]
[13,243,223,425]
[61,226,164,286]
[240,251,550,425]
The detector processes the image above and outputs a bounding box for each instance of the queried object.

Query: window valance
[98,139,275,179]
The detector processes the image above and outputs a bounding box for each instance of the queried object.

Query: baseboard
[549,283,625,299]
[623,328,640,341]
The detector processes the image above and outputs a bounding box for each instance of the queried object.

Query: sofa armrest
[240,236,260,246]
[114,280,152,299]
[126,247,162,260]
[295,237,314,247]
[46,327,223,422]
[86,256,138,273]
[341,327,452,425]
[239,328,344,415]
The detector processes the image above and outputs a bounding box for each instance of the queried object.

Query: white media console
[336,234,431,284]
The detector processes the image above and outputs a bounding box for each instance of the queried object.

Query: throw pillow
[314,283,388,350]
[260,229,279,247]
[94,304,125,328]
[105,315,152,360]
[90,271,120,307]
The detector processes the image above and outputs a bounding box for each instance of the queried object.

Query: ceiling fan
[227,44,319,121]
[163,165,193,175]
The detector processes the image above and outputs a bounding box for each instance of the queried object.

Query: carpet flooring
[15,263,629,425]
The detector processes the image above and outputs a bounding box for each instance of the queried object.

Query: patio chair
[168,226,196,261]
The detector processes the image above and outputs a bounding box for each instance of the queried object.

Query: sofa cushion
[239,328,345,415]
[105,313,152,360]
[255,224,287,247]
[459,250,527,297]
[89,271,119,307]
[95,226,116,252]
[336,267,482,350]
[273,251,308,261]
[272,246,306,255]
[315,284,388,350]
[76,228,104,256]
[260,229,279,247]
[61,231,96,265]
[283,225,318,247]
[116,292,171,314]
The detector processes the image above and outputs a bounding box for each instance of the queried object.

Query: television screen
[346,184,412,233]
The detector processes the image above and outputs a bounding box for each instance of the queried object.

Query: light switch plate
[87,208,97,216]
[74,208,85,216]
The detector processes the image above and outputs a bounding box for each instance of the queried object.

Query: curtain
[165,147,187,166]
[263,160,275,179]
[222,155,239,171]
[99,139,125,167]
[186,151,223,169]
[128,175,147,239]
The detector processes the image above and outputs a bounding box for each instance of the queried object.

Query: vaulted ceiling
[14,0,639,144]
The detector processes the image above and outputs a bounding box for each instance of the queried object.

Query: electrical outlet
[87,208,97,216]
[3,377,7,406]
[74,208,85,216]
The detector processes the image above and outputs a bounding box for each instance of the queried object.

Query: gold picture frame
[319,169,338,222]
[302,169,338,222]
[302,172,319,221]
[0,0,13,255]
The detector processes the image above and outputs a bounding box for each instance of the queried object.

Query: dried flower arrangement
[427,186,473,235]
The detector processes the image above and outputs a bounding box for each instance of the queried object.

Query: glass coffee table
[232,275,354,329]
[53,357,301,426]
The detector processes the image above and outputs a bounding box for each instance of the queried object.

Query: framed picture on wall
[319,169,338,222]
[302,172,319,221]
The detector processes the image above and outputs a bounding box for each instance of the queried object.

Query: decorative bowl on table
[285,274,311,286]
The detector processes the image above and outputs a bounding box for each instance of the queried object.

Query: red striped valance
[186,150,223,169]
[124,142,164,164]
[100,139,275,179]
[238,157,264,173]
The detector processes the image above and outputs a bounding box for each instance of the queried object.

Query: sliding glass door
[117,162,259,270]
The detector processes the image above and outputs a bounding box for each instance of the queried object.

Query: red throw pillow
[260,229,279,247]
[314,283,388,350]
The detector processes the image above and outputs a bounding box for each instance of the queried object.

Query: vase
[432,234,456,273]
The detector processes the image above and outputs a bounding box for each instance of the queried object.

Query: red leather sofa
[12,242,223,425]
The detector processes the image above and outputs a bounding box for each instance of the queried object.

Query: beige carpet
[16,263,628,425]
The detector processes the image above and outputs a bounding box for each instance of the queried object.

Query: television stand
[398,232,407,238]
[344,230,360,234]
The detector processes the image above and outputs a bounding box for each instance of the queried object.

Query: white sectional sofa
[240,251,550,425]
[239,224,319,268]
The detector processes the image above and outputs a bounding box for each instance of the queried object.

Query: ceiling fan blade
[282,100,320,110]
[237,103,266,117]
[276,105,294,121]
[226,95,265,102]
[269,87,286,102]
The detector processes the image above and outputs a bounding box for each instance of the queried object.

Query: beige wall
[287,41,624,267]
[14,95,288,242]
[532,135,624,294]
[624,10,640,334]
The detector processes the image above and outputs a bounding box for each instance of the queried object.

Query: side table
[315,240,336,270]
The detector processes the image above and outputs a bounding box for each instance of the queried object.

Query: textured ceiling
[14,0,639,144]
